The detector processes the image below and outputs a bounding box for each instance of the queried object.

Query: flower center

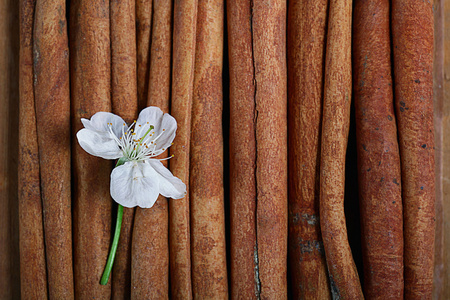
[107,121,173,162]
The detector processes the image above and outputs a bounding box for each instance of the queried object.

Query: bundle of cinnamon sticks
[13,0,441,298]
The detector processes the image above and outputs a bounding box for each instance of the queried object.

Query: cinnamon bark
[432,0,444,297]
[33,0,74,298]
[70,0,113,298]
[136,0,152,110]
[190,0,227,298]
[169,0,197,297]
[353,0,403,298]
[18,0,47,298]
[1,0,20,298]
[227,0,257,298]
[392,1,436,298]
[287,0,330,298]
[131,2,172,295]
[110,0,138,298]
[443,3,450,298]
[252,0,288,298]
[148,0,172,109]
[320,0,363,298]
[131,201,169,299]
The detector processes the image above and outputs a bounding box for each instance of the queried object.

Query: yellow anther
[134,120,136,123]
[163,129,165,131]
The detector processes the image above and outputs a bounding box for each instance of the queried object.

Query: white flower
[76,106,186,208]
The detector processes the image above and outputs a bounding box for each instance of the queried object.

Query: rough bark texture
[433,0,445,298]
[19,0,47,299]
[0,0,20,298]
[287,0,330,298]
[136,0,152,110]
[110,0,138,298]
[131,201,169,299]
[227,0,258,298]
[70,0,113,298]
[131,4,172,292]
[391,1,436,298]
[252,0,288,298]
[353,0,404,298]
[18,0,48,298]
[169,0,197,298]
[33,0,74,298]
[0,0,20,297]
[444,1,450,298]
[148,0,172,109]
[320,0,363,298]
[190,0,227,298]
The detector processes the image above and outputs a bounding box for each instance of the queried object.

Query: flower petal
[148,160,186,199]
[135,106,164,136]
[151,113,177,155]
[81,111,126,138]
[76,128,122,159]
[110,161,160,208]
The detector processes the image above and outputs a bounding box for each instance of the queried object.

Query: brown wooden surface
[320,0,363,298]
[190,0,227,298]
[287,0,330,298]
[69,0,113,297]
[392,1,436,298]
[18,0,47,298]
[252,0,288,298]
[353,0,404,298]
[33,0,74,298]
[169,0,198,298]
[227,0,258,298]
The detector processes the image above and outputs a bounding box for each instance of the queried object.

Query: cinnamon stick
[392,1,436,298]
[353,0,404,297]
[18,0,47,298]
[131,2,172,295]
[287,0,330,298]
[169,0,197,297]
[252,0,288,298]
[0,0,20,297]
[33,0,74,298]
[432,0,445,297]
[442,3,450,299]
[110,0,139,297]
[136,0,152,110]
[227,0,257,298]
[190,0,227,298]
[131,202,169,299]
[148,0,172,109]
[69,0,113,298]
[319,0,363,298]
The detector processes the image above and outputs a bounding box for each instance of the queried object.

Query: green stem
[100,158,127,285]
[100,204,124,285]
